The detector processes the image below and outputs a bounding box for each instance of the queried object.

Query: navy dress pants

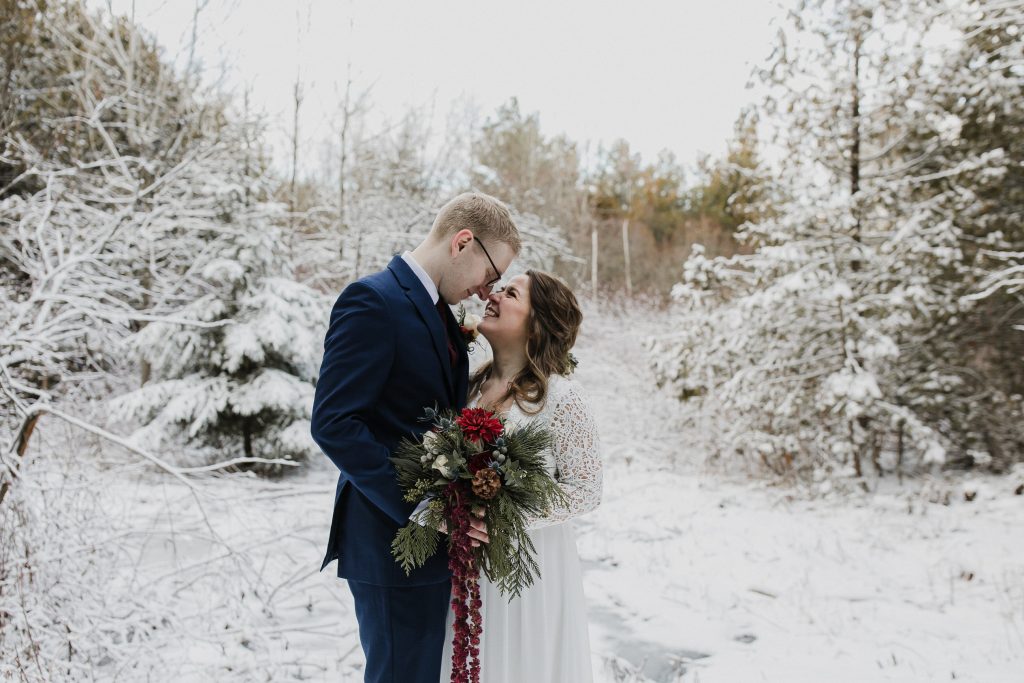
[347,578,452,683]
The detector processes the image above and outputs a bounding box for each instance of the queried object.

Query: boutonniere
[456,304,483,352]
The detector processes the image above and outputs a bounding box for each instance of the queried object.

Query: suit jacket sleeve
[310,280,410,526]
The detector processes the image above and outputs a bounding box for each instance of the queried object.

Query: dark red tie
[435,299,457,369]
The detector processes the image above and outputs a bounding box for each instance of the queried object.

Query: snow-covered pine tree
[1,2,329,472]
[107,132,330,472]
[651,0,985,481]
[900,0,1024,470]
[1,3,242,430]
[2,5,328,677]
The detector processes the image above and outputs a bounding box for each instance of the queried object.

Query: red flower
[467,451,493,474]
[455,408,503,444]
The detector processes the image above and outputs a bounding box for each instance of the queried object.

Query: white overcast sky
[103,0,787,172]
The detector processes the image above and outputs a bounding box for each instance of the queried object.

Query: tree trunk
[896,420,905,485]
[849,25,863,272]
[850,420,862,478]
[1,410,41,506]
[871,430,882,477]
[354,229,362,278]
[338,59,352,258]
[16,412,40,459]
[243,415,253,459]
[591,227,598,299]
[140,270,151,385]
[622,218,632,297]
[289,73,302,265]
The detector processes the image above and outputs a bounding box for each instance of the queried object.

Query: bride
[440,269,603,683]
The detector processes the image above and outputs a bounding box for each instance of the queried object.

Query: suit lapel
[452,316,470,408]
[387,256,455,401]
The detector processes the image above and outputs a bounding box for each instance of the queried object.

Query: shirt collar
[401,251,439,305]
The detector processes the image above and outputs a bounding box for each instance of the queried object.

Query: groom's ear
[450,229,473,257]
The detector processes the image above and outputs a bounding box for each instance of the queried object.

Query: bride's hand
[468,506,489,547]
[438,506,489,547]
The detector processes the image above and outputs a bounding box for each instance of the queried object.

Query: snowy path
[85,301,1023,682]
[574,302,1024,682]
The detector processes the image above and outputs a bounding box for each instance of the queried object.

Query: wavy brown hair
[470,270,583,415]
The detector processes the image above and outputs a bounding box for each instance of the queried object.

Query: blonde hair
[430,192,521,253]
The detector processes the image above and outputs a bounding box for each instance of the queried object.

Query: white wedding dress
[439,374,603,683]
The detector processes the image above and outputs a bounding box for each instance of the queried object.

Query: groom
[310,192,520,682]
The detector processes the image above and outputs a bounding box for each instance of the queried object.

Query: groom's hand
[438,506,489,547]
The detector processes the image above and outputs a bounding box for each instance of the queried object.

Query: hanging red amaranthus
[446,482,483,683]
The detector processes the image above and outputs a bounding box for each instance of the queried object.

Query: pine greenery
[390,410,567,599]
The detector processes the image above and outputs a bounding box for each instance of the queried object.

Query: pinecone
[471,468,502,500]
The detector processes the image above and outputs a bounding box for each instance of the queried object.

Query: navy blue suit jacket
[311,255,469,586]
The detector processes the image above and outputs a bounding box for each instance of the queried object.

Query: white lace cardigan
[504,374,603,530]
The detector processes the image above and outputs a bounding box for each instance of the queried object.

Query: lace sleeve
[525,379,603,531]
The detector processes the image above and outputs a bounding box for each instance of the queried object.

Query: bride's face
[478,273,531,348]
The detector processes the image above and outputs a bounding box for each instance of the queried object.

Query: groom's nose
[475,279,501,301]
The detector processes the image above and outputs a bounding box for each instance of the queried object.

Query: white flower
[423,430,439,451]
[463,313,482,333]
[431,454,452,479]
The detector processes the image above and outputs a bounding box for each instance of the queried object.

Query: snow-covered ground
[11,300,1022,682]
[575,301,1024,683]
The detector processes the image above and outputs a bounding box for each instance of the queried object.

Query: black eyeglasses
[473,236,502,289]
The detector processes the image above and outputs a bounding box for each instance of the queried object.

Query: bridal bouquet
[390,406,565,683]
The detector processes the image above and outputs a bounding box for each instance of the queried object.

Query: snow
[586,466,1024,682]
[4,1,1022,678]
[7,301,1021,682]
[574,302,1024,682]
